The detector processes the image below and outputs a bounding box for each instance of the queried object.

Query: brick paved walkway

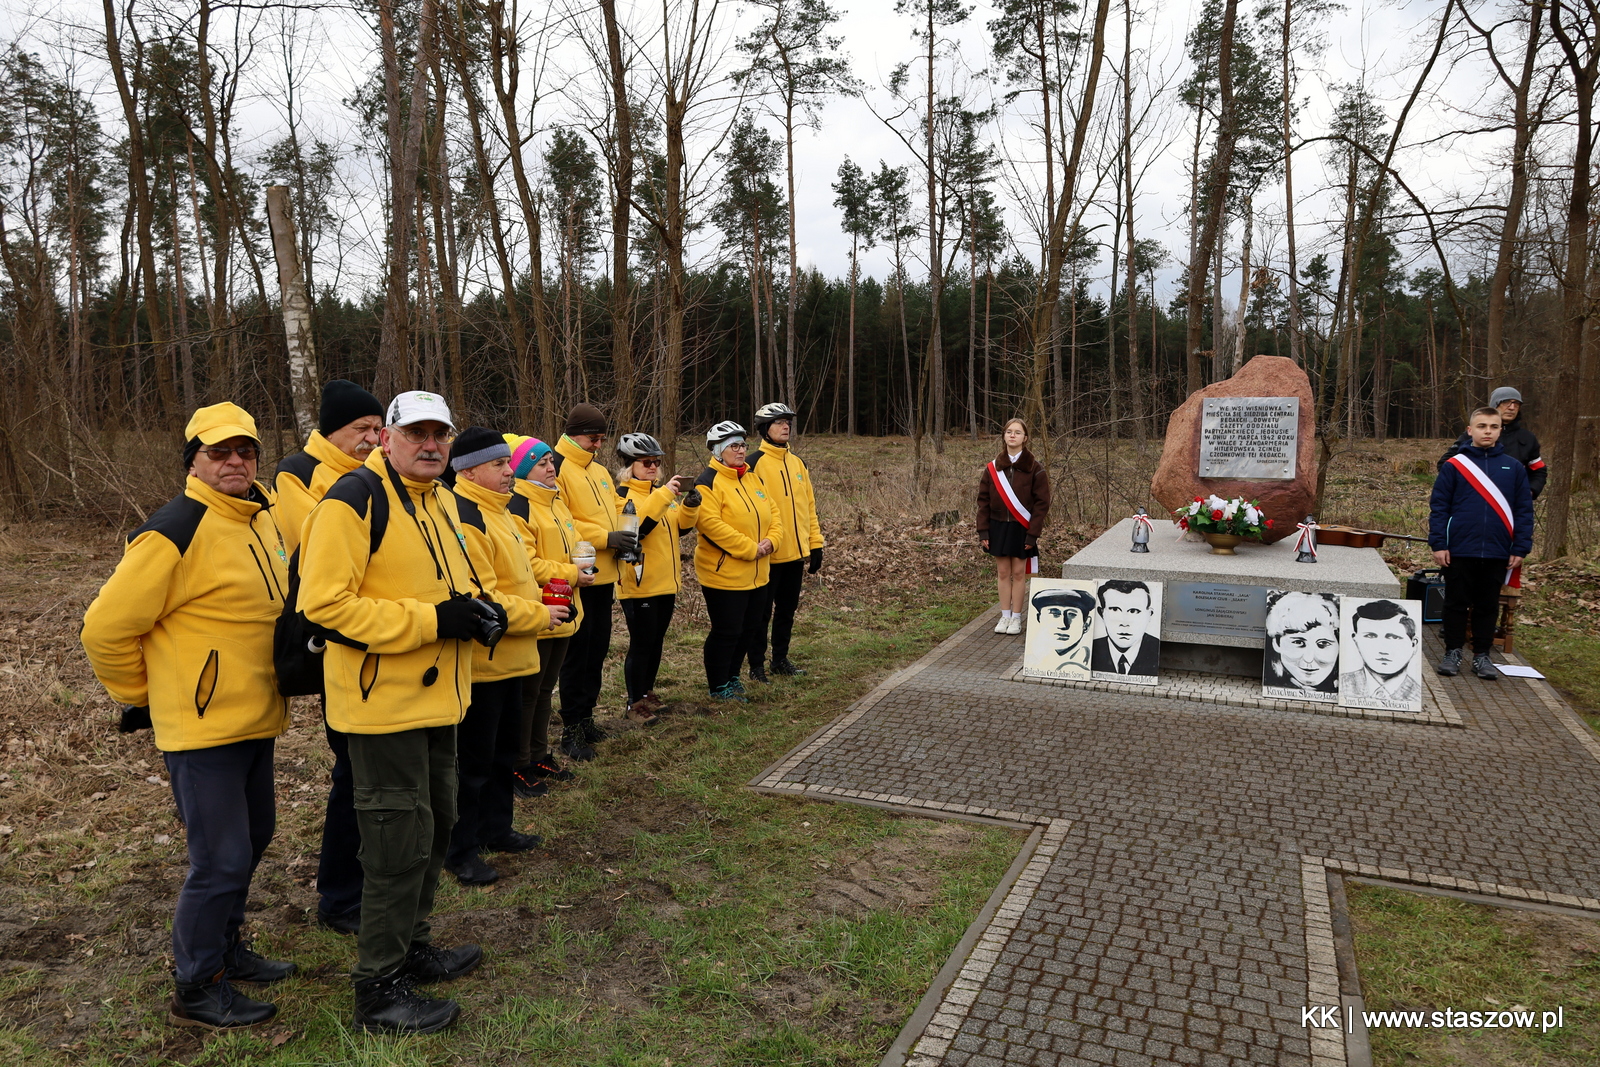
[752,611,1600,1066]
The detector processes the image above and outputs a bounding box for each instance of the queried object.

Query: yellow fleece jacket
[554,435,621,585]
[693,458,783,591]
[749,442,826,564]
[450,476,553,680]
[80,477,290,752]
[615,478,699,599]
[297,451,480,733]
[274,431,364,555]
[509,480,584,641]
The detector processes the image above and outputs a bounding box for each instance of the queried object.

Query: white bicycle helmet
[753,402,796,434]
[706,420,747,453]
[617,433,666,462]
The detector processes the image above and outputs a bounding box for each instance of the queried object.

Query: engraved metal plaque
[1164,581,1268,639]
[1199,397,1299,480]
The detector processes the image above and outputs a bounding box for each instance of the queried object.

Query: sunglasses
[199,445,260,462]
[638,458,663,468]
[396,427,458,445]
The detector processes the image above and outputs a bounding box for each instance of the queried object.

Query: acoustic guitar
[1312,524,1430,549]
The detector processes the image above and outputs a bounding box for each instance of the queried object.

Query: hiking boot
[1436,648,1464,676]
[511,765,550,799]
[728,676,748,695]
[710,681,748,703]
[639,692,668,714]
[1473,652,1501,681]
[579,718,608,744]
[626,700,660,725]
[401,941,484,984]
[528,754,575,782]
[223,939,296,983]
[559,723,596,762]
[447,853,500,886]
[484,830,542,853]
[169,972,277,1030]
[316,908,360,935]
[747,662,770,685]
[771,658,806,676]
[353,971,460,1034]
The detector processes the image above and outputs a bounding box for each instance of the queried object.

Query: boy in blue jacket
[1428,407,1535,681]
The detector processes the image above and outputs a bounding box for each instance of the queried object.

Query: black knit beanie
[319,379,385,436]
[449,426,512,472]
[564,402,608,437]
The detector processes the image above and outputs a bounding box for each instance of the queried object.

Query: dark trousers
[519,637,570,766]
[749,559,805,669]
[316,720,362,920]
[164,738,276,984]
[620,594,676,703]
[1443,556,1508,654]
[447,677,523,867]
[347,725,457,981]
[703,585,767,690]
[559,582,615,722]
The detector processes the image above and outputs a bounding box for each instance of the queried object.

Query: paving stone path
[751,611,1600,1066]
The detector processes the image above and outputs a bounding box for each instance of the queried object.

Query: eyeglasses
[395,426,458,445]
[199,445,260,462]
[638,458,663,468]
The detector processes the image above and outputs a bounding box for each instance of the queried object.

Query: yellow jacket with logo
[450,477,554,681]
[615,478,699,599]
[509,480,584,641]
[297,451,482,733]
[554,435,621,585]
[274,431,364,555]
[693,458,783,591]
[749,442,825,565]
[81,477,291,752]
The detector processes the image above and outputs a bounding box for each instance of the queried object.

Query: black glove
[435,597,481,641]
[808,547,823,574]
[118,705,152,733]
[682,488,702,507]
[606,530,639,552]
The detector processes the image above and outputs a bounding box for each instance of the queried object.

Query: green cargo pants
[346,724,457,981]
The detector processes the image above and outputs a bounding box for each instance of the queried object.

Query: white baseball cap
[387,390,456,431]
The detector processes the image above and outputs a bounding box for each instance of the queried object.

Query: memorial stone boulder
[1150,355,1317,545]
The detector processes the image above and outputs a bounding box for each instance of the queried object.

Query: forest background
[0,0,1597,558]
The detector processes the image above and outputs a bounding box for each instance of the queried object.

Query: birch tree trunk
[266,186,319,439]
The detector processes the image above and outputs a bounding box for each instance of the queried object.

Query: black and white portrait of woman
[1262,590,1340,702]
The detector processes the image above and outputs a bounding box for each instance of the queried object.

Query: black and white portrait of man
[1090,579,1162,684]
[1022,580,1098,678]
[1337,597,1424,713]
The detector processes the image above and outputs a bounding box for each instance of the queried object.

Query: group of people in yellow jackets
[77,380,824,1036]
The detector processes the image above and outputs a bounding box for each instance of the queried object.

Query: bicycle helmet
[753,402,797,435]
[706,420,747,453]
[617,433,666,462]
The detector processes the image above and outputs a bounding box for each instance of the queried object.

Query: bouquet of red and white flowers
[1175,495,1272,539]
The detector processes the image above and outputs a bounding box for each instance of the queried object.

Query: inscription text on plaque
[1198,397,1299,480]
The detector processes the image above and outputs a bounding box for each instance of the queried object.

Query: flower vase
[1203,533,1243,555]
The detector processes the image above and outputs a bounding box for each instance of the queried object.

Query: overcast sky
[5,0,1517,307]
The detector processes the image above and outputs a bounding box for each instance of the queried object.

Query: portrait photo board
[1022,578,1099,680]
[1336,597,1425,713]
[1261,590,1341,703]
[1090,579,1163,685]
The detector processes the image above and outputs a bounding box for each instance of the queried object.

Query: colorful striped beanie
[505,434,553,479]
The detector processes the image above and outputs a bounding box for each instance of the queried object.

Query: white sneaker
[995,615,1010,634]
[1007,615,1024,635]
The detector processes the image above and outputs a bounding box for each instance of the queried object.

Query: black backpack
[273,467,389,697]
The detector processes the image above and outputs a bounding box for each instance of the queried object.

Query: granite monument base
[1060,518,1401,677]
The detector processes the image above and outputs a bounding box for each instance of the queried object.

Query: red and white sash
[1446,454,1514,536]
[988,461,1039,574]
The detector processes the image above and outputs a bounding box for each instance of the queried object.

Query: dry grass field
[0,432,1593,1065]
